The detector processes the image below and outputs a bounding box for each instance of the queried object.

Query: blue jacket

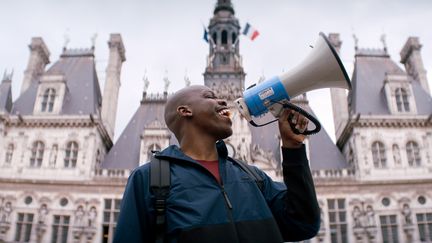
[114,141,320,243]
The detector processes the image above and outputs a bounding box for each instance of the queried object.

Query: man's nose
[217,99,227,107]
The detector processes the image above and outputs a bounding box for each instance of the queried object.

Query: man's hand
[278,109,309,148]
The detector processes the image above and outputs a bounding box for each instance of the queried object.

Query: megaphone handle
[282,102,321,135]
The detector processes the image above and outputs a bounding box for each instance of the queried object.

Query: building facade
[1,1,432,242]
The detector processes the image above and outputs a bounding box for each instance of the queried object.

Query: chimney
[101,34,126,139]
[328,33,350,141]
[400,37,430,94]
[20,37,50,95]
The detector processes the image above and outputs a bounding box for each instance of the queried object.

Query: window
[232,32,237,45]
[327,199,347,243]
[41,88,56,112]
[102,199,121,243]
[14,213,34,242]
[417,213,432,242]
[372,141,387,168]
[30,141,45,167]
[395,88,409,112]
[212,32,217,44]
[64,141,79,168]
[406,141,421,166]
[51,215,70,243]
[221,30,228,44]
[380,215,399,243]
[5,143,14,165]
[147,144,161,162]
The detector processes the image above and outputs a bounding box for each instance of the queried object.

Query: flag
[203,27,209,43]
[242,22,259,41]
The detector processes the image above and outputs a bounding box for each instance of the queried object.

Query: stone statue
[74,205,85,227]
[392,144,401,165]
[88,206,97,227]
[366,205,376,227]
[352,206,362,227]
[38,204,49,224]
[401,204,412,225]
[0,201,12,223]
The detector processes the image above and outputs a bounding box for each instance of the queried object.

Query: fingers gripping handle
[283,102,321,135]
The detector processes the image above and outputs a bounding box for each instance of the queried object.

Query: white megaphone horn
[234,32,351,135]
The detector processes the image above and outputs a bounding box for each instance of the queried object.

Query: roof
[12,48,102,115]
[0,78,13,113]
[350,48,432,115]
[250,101,349,171]
[102,95,175,169]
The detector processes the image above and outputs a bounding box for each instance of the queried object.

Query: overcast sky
[1,0,431,142]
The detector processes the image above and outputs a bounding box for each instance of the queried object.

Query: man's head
[164,85,232,143]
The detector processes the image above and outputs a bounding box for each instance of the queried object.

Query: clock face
[226,143,236,158]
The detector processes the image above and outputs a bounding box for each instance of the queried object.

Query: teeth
[218,109,231,117]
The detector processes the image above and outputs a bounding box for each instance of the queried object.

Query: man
[114,85,320,242]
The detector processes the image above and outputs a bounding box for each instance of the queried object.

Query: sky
[1,0,431,142]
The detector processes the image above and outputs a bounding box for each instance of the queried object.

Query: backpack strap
[228,157,264,192]
[150,155,170,243]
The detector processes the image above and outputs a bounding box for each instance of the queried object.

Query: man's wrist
[281,139,303,148]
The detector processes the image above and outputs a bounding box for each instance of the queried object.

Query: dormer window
[372,141,386,168]
[64,141,79,168]
[41,88,56,112]
[395,88,410,112]
[406,141,421,166]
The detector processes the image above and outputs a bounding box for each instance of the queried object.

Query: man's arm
[265,109,320,241]
[114,166,154,243]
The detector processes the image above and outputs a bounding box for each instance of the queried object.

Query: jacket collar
[155,140,228,163]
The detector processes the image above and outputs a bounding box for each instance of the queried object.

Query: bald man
[114,85,320,243]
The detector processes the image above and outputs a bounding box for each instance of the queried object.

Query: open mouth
[217,108,231,119]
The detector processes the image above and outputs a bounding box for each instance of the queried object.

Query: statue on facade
[0,202,12,223]
[87,206,97,227]
[366,205,376,227]
[38,204,49,225]
[74,205,85,227]
[352,206,362,228]
[401,203,412,225]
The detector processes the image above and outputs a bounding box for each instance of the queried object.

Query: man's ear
[177,105,193,117]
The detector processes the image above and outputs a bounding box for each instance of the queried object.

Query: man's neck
[180,136,219,161]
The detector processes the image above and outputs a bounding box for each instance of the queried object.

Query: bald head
[164,85,211,139]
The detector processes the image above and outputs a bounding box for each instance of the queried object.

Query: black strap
[149,155,264,243]
[150,155,170,243]
[228,157,264,192]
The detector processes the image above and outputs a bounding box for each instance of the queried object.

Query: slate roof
[102,95,176,169]
[350,48,432,115]
[0,78,13,113]
[250,101,349,171]
[12,48,102,115]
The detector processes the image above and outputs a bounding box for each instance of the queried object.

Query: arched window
[5,144,14,165]
[395,88,409,112]
[30,141,45,167]
[406,141,421,166]
[41,88,56,112]
[372,141,386,168]
[221,30,228,45]
[232,32,237,45]
[64,141,79,168]
[212,32,218,44]
[147,144,161,161]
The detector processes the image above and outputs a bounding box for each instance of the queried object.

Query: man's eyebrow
[202,90,216,97]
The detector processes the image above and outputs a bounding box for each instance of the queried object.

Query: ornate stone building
[1,1,431,242]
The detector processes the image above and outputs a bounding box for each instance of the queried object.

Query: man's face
[186,86,233,140]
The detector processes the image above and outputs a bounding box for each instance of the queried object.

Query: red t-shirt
[196,160,221,184]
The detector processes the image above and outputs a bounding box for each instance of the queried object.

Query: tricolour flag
[242,22,259,41]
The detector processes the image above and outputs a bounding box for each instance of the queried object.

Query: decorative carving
[401,203,412,225]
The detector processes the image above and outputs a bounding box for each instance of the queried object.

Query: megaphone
[235,32,351,135]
